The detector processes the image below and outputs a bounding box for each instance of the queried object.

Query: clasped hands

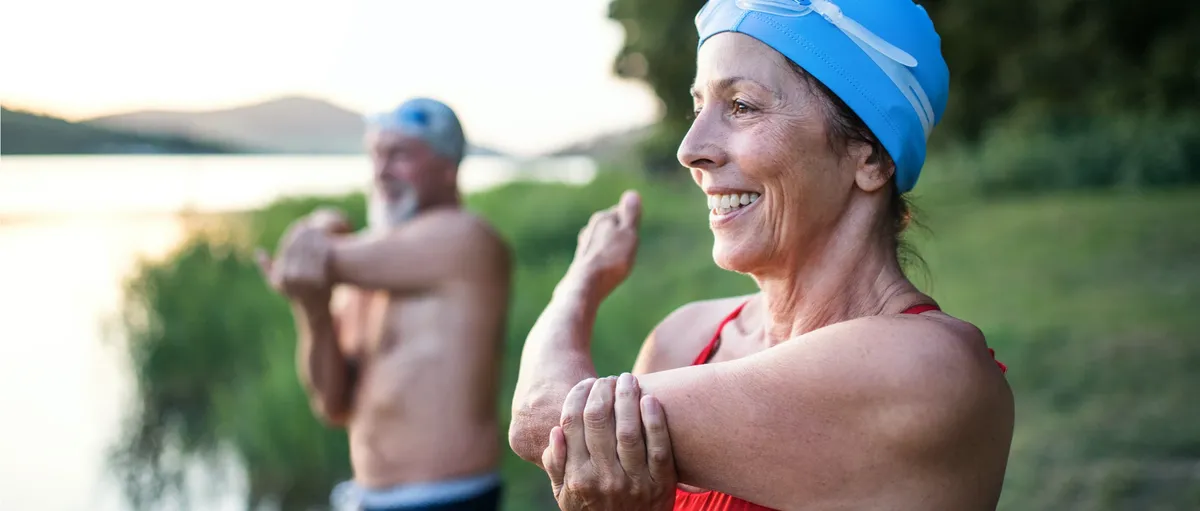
[257,207,351,304]
[544,374,678,511]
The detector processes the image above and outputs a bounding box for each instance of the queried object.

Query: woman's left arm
[515,286,1007,510]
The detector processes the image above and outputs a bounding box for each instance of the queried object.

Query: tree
[607,0,1200,164]
[923,0,1200,139]
[608,0,708,173]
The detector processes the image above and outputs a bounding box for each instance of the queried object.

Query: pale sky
[1,0,664,155]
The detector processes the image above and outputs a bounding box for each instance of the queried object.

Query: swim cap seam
[733,10,750,29]
[756,14,907,158]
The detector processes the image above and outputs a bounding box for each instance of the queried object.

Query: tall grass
[926,112,1200,197]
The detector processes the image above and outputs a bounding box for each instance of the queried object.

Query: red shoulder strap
[692,301,1007,374]
[901,303,941,315]
[692,301,748,366]
[901,303,1007,374]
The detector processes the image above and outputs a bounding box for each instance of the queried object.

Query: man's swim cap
[366,97,467,165]
[695,0,950,193]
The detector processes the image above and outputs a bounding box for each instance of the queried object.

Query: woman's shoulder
[667,294,757,324]
[786,309,1011,424]
[755,310,1012,459]
[633,294,758,374]
[810,308,996,376]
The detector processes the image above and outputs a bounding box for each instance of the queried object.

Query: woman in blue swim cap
[509,1,1013,510]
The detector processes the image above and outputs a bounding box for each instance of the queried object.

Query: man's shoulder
[411,208,510,256]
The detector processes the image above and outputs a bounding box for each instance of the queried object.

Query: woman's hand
[543,373,678,511]
[567,191,642,300]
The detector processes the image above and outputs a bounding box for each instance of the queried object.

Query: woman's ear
[851,142,892,193]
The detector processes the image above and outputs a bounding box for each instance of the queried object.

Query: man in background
[259,97,513,511]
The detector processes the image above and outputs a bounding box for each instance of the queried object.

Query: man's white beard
[367,186,419,233]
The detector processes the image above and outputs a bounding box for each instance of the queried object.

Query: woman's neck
[753,203,925,345]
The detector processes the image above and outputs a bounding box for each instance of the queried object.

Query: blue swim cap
[366,97,468,164]
[696,0,950,193]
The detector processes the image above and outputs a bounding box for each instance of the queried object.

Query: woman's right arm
[509,191,644,466]
[508,274,605,467]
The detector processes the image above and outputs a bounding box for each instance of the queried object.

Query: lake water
[0,154,596,511]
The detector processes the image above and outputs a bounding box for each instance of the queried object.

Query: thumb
[618,190,642,228]
[543,426,567,497]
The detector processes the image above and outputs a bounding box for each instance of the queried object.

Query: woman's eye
[733,100,752,115]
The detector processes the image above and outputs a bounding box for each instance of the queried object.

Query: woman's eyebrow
[691,76,780,100]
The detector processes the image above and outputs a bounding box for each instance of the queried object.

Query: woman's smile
[706,190,763,227]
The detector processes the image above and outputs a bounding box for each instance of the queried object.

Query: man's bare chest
[333,286,392,357]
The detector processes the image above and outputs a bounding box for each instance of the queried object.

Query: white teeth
[706,192,761,214]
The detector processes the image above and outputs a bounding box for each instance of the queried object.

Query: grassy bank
[114,169,1200,510]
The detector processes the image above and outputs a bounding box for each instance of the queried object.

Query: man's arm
[289,295,355,427]
[510,283,1007,508]
[328,211,498,293]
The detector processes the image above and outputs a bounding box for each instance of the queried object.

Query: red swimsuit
[672,302,1008,511]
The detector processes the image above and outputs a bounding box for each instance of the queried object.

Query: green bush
[947,113,1200,197]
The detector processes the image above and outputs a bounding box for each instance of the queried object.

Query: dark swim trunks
[332,473,501,511]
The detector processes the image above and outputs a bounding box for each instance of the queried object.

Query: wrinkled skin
[542,375,676,511]
[516,33,1012,511]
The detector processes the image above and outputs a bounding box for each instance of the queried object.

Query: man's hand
[567,190,642,300]
[258,207,352,303]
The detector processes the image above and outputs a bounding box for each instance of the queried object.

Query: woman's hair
[787,62,926,278]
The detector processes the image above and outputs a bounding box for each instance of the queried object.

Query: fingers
[309,207,352,234]
[614,373,647,476]
[560,377,596,466]
[617,190,642,229]
[642,394,676,484]
[580,191,639,243]
[282,227,333,290]
[542,426,567,497]
[578,211,605,251]
[583,377,619,469]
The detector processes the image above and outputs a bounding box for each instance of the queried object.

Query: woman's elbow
[506,407,544,463]
[508,401,554,464]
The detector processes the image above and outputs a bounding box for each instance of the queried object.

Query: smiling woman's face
[678,32,877,276]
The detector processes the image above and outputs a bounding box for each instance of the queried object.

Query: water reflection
[0,154,594,510]
[0,155,597,218]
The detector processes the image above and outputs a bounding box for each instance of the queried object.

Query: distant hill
[547,125,653,161]
[86,96,505,156]
[1,107,233,155]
